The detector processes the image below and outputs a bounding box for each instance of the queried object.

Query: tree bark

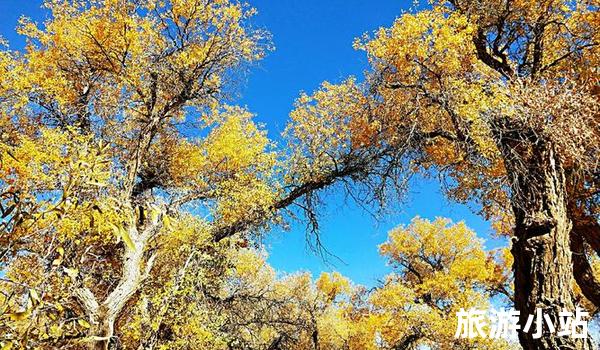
[507,145,593,349]
[571,231,600,309]
[91,234,147,350]
[76,217,158,350]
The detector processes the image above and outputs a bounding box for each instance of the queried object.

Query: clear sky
[0,0,508,287]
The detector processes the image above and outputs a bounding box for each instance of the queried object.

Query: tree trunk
[507,145,593,349]
[76,217,158,350]
[91,313,115,350]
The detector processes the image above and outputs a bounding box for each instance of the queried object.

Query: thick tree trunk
[508,146,593,349]
[91,314,115,350]
[76,217,158,350]
[91,240,144,350]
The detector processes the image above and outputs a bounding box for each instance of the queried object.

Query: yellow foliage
[316,272,351,302]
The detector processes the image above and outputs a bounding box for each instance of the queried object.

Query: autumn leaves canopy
[0,0,599,350]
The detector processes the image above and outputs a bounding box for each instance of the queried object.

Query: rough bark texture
[93,233,145,350]
[507,145,593,349]
[571,231,600,310]
[76,216,158,350]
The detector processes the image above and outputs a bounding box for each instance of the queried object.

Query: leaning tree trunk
[506,144,593,349]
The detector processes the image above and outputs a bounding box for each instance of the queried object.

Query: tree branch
[571,230,600,309]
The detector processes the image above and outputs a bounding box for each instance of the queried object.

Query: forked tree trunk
[507,145,593,349]
[91,313,115,350]
[76,217,158,350]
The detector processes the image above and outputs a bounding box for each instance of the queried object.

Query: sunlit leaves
[371,217,511,349]
[0,1,274,348]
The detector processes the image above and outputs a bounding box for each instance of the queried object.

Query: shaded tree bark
[571,230,600,309]
[503,142,593,349]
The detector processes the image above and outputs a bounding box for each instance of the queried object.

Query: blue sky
[0,0,508,287]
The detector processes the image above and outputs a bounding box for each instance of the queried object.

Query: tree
[2,1,598,349]
[0,1,416,349]
[308,217,513,350]
[290,1,599,348]
[175,218,513,350]
[372,217,511,349]
[0,1,358,348]
[154,217,514,350]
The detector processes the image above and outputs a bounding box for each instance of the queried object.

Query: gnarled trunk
[507,145,593,349]
[76,216,159,350]
[91,237,147,350]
